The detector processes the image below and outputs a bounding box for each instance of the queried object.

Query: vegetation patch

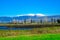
[0,34,60,40]
[0,26,60,40]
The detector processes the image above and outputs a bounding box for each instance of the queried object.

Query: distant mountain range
[0,15,60,23]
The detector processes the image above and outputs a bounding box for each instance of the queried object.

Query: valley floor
[0,26,60,40]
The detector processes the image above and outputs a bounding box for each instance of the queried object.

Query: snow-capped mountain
[0,14,60,23]
[16,14,45,16]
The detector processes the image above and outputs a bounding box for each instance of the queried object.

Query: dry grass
[0,26,60,37]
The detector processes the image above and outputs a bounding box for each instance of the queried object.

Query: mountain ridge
[0,15,59,23]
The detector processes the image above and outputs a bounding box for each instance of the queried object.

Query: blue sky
[0,0,60,16]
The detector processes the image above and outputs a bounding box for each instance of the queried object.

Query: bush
[57,19,60,23]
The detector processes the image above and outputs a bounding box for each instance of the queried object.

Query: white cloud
[17,13,46,16]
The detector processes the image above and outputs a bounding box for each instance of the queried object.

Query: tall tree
[57,19,60,23]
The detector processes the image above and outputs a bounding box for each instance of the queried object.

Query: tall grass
[0,26,60,40]
[0,26,60,37]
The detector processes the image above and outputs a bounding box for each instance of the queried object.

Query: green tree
[57,19,60,23]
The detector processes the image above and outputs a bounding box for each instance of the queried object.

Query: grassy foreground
[0,34,60,40]
[0,26,60,40]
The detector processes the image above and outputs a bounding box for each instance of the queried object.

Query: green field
[0,34,60,40]
[0,26,60,40]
